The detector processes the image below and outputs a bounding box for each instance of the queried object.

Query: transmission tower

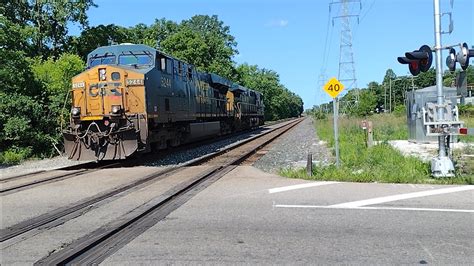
[330,0,361,113]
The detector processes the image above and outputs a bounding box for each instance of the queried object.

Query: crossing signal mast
[397,0,472,178]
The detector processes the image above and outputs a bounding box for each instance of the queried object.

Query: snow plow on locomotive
[63,44,264,160]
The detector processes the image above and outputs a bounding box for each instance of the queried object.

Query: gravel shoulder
[0,156,90,179]
[254,117,332,173]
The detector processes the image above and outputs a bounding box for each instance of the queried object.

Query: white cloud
[265,19,289,27]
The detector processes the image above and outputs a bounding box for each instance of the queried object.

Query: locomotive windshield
[118,51,154,67]
[89,54,116,67]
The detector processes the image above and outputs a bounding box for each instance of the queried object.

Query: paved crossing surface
[102,166,473,265]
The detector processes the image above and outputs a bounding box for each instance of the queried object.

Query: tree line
[311,66,474,118]
[0,1,303,163]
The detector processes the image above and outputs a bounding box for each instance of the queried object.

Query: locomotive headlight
[71,107,81,116]
[99,68,107,81]
[111,105,122,114]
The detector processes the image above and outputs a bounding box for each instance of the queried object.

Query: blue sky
[78,0,473,109]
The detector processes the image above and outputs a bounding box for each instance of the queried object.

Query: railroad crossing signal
[323,78,345,98]
[446,42,474,72]
[397,45,433,76]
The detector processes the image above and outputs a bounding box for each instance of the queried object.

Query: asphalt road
[101,166,474,265]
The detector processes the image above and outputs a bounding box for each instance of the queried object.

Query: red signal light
[397,45,432,76]
[459,128,467,135]
[409,61,420,76]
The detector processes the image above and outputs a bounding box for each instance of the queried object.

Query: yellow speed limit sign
[323,78,345,98]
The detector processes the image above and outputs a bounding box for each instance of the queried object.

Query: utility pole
[430,0,454,177]
[389,79,392,113]
[389,78,401,113]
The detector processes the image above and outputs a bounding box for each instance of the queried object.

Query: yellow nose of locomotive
[64,65,146,160]
[71,65,145,120]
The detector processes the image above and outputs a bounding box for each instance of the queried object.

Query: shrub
[459,103,474,117]
[0,147,32,165]
[393,105,406,117]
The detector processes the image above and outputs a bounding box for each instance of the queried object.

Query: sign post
[323,78,345,168]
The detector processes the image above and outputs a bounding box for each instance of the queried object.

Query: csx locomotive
[63,44,264,160]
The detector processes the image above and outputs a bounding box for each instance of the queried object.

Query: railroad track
[0,161,110,183]
[1,119,301,264]
[0,124,267,195]
[32,118,302,265]
[0,161,122,195]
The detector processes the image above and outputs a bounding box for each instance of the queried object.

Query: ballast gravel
[0,125,278,178]
[0,156,91,179]
[254,117,333,173]
[145,127,275,167]
[0,119,329,178]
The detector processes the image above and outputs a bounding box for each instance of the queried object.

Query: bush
[393,105,406,117]
[0,147,32,165]
[459,103,474,117]
[312,111,327,120]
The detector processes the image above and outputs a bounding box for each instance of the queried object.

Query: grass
[459,115,474,142]
[454,115,474,177]
[280,113,473,184]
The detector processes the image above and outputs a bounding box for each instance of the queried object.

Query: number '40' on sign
[323,78,345,99]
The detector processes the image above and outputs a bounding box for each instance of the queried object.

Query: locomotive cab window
[166,58,172,74]
[160,58,166,71]
[178,61,183,77]
[187,66,193,80]
[89,53,116,67]
[183,64,189,81]
[157,55,172,75]
[118,51,153,67]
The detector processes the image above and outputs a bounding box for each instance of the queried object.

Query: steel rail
[0,162,122,195]
[0,161,111,183]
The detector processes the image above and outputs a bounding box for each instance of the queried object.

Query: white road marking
[268,181,340,194]
[274,204,474,213]
[329,186,474,208]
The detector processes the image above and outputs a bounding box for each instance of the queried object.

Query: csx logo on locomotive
[63,43,265,160]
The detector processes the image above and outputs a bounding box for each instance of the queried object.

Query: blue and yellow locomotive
[63,44,264,160]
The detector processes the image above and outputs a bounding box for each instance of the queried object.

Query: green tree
[161,15,238,79]
[236,64,303,120]
[134,18,179,48]
[353,89,377,116]
[31,53,85,136]
[415,68,436,88]
[70,24,129,60]
[383,69,396,85]
[1,0,97,58]
[367,81,384,110]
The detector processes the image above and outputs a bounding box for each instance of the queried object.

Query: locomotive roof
[88,44,157,58]
[87,44,262,96]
